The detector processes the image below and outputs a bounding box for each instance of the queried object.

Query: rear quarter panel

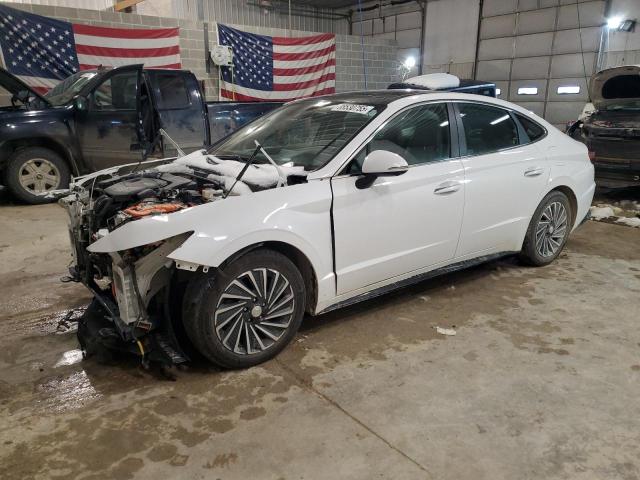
[544,130,595,229]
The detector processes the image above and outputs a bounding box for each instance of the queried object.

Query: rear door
[454,102,550,257]
[148,71,208,153]
[76,65,144,171]
[331,102,466,295]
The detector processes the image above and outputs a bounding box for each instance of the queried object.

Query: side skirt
[317,251,518,315]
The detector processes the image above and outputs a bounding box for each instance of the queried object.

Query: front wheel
[520,191,572,266]
[182,249,306,369]
[4,147,70,204]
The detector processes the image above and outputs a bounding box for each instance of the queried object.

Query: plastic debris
[435,326,457,336]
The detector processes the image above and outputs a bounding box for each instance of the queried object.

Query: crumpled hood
[589,65,640,109]
[155,149,306,193]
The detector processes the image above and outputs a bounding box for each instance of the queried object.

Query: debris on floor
[435,326,457,336]
[589,204,640,228]
[616,217,640,228]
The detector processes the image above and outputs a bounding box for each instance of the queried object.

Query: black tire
[182,249,306,369]
[520,190,572,267]
[4,147,70,204]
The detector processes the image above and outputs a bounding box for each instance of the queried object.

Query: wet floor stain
[1,217,639,479]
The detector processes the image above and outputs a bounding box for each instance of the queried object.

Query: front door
[453,102,550,257]
[332,102,465,295]
[76,65,144,171]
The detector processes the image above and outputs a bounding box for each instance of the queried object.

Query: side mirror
[361,150,409,175]
[357,150,409,189]
[74,96,87,111]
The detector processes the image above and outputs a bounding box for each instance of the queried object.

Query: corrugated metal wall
[476,0,605,129]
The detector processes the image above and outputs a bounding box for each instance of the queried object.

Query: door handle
[434,181,461,195]
[524,166,544,177]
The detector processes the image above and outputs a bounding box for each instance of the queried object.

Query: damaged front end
[60,149,307,367]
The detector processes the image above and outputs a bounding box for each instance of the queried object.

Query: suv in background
[568,65,640,188]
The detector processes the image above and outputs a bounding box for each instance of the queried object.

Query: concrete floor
[1,196,640,480]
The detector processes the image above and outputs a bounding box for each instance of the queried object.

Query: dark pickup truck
[0,65,280,203]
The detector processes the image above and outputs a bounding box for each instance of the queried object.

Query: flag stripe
[274,39,335,54]
[73,33,179,49]
[75,44,180,58]
[273,73,335,91]
[273,52,336,70]
[273,45,335,62]
[273,58,336,76]
[274,67,335,84]
[77,54,181,68]
[72,24,179,39]
[79,62,182,70]
[272,33,334,46]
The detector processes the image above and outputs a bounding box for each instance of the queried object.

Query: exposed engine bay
[59,149,307,367]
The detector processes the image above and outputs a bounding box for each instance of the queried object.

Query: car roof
[309,89,435,105]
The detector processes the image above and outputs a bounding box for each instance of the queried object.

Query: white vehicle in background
[62,90,595,369]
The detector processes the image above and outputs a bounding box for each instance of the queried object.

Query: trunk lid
[589,65,640,110]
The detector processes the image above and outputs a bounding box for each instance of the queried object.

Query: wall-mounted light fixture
[404,56,416,69]
[607,16,636,32]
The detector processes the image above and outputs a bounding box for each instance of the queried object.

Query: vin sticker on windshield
[330,103,374,115]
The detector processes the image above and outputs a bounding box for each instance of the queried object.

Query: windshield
[211,98,385,171]
[44,71,99,106]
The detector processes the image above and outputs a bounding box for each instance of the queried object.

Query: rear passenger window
[156,74,190,109]
[515,113,545,143]
[458,103,518,156]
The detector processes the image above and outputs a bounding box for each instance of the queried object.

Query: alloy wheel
[214,268,295,355]
[18,158,61,194]
[535,201,568,258]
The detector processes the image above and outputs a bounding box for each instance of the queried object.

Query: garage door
[476,0,605,129]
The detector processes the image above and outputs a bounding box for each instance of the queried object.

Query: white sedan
[63,90,595,368]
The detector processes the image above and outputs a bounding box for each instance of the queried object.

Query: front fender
[87,180,336,310]
[88,180,333,267]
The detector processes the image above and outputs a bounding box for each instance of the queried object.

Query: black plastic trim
[318,251,516,315]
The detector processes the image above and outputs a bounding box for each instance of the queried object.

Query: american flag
[0,4,180,94]
[218,24,335,102]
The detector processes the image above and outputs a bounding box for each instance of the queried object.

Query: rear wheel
[520,190,572,266]
[182,249,306,369]
[4,147,70,204]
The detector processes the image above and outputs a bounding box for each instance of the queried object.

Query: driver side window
[91,71,138,110]
[345,103,451,175]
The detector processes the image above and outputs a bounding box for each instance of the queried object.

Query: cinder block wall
[0,2,399,104]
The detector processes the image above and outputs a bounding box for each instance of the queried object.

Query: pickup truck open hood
[589,65,640,110]
[0,67,51,106]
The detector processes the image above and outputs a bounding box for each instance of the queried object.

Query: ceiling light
[607,16,623,29]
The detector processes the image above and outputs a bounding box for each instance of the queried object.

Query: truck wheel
[4,147,70,204]
[182,249,306,369]
[519,190,572,267]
